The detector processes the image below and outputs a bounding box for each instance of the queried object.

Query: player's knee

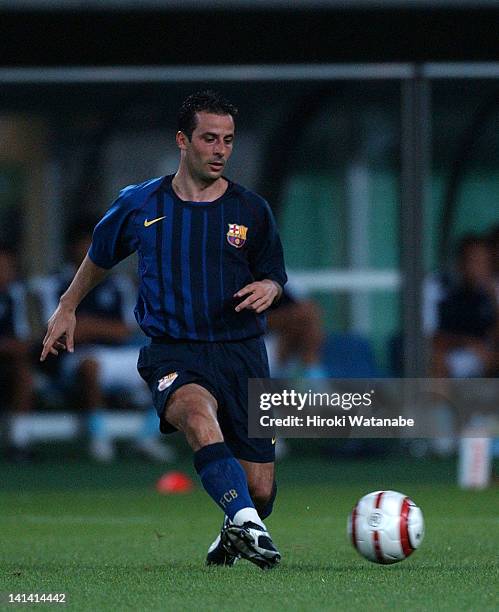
[169,392,221,448]
[182,409,212,433]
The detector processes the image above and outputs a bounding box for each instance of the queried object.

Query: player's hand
[234,280,280,314]
[40,303,77,361]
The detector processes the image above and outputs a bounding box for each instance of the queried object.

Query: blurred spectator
[265,285,327,379]
[488,223,499,313]
[0,244,35,461]
[487,224,499,456]
[430,235,498,378]
[265,285,327,460]
[36,220,174,463]
[422,234,498,457]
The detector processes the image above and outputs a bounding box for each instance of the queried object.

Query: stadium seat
[321,332,382,378]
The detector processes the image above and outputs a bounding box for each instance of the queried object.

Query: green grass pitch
[1,455,497,611]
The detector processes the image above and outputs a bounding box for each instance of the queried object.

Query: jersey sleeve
[249,199,287,289]
[88,188,140,269]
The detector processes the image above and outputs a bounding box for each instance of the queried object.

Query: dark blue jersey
[89,175,287,341]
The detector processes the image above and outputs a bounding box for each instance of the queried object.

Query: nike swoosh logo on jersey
[144,216,166,227]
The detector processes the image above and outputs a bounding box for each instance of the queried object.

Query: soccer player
[40,91,287,570]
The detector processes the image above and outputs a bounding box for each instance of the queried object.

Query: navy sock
[260,482,278,520]
[194,442,255,521]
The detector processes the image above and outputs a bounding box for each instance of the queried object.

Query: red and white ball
[348,490,424,564]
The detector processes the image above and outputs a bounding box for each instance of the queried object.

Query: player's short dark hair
[177,90,238,140]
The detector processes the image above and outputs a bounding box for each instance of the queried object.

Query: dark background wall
[2,6,499,66]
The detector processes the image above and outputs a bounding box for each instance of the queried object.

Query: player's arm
[236,197,287,314]
[40,183,140,360]
[40,254,108,361]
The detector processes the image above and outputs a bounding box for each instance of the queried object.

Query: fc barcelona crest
[227,223,248,248]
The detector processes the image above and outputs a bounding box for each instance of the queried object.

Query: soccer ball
[348,490,424,564]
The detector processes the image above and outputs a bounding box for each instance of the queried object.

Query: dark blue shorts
[137,336,274,463]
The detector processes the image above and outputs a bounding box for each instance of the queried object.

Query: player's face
[181,112,234,182]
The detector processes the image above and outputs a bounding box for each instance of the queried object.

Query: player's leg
[239,459,277,519]
[206,337,281,569]
[165,383,263,525]
[164,383,222,449]
[166,383,280,569]
[203,427,280,569]
[206,460,277,567]
[214,456,280,569]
